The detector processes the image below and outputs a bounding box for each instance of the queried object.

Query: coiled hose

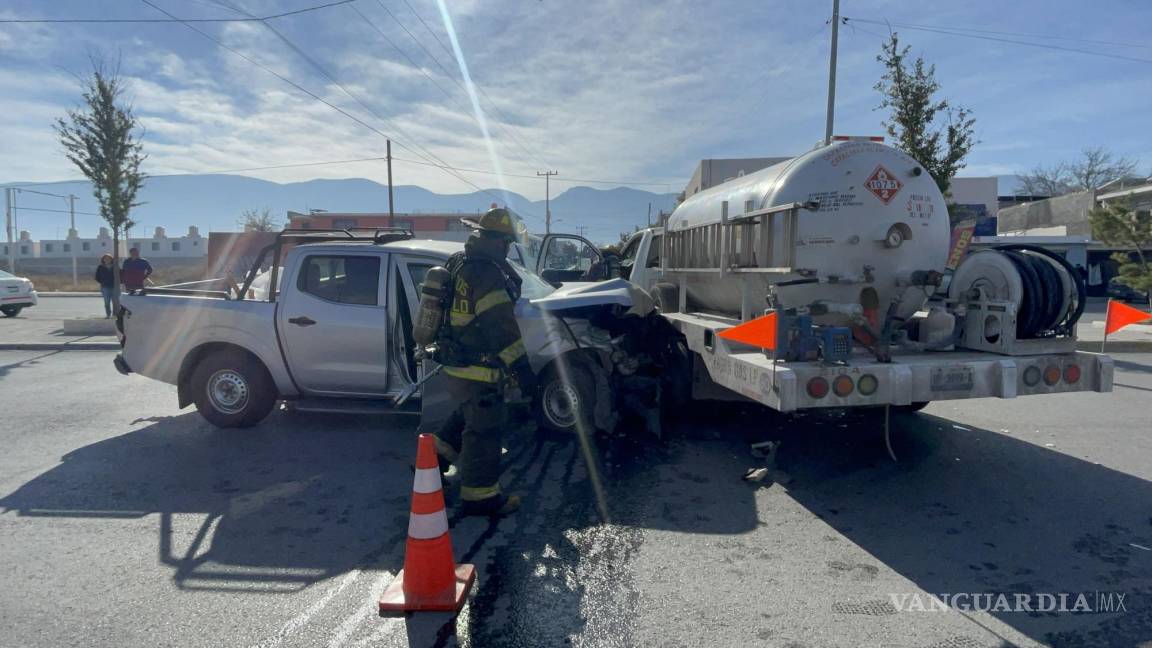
[993,244,1087,338]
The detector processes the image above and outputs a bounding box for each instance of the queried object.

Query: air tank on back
[666,140,951,323]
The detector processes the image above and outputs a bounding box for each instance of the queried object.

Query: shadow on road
[0,402,763,646]
[774,409,1152,647]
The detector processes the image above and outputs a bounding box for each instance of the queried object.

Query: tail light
[832,375,854,397]
[857,374,878,395]
[1043,365,1061,386]
[807,377,829,398]
[1063,364,1081,384]
[1023,365,1042,387]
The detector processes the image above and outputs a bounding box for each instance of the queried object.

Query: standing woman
[94,254,117,318]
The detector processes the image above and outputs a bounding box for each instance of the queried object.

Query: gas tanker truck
[533,138,1113,414]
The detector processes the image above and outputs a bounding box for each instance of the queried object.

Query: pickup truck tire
[1,306,23,317]
[534,361,596,434]
[190,351,277,428]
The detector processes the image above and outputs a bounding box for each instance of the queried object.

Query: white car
[0,269,38,317]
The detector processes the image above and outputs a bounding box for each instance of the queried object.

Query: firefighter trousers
[434,375,508,502]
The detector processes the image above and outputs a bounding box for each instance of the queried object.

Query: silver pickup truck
[114,229,661,432]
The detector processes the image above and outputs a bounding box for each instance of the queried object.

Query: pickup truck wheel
[191,352,276,428]
[1,306,23,317]
[534,362,596,434]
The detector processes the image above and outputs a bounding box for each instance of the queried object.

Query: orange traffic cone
[379,433,476,615]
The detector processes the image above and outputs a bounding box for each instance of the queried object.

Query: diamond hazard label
[865,165,902,204]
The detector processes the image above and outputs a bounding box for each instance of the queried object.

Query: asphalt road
[13,295,105,320]
[1,350,1150,647]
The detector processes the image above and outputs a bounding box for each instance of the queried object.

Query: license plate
[6,286,17,293]
[931,365,974,391]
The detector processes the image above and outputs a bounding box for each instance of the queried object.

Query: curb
[37,292,101,298]
[0,343,119,351]
[1075,340,1152,353]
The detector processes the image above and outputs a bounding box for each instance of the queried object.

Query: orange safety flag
[1105,299,1151,336]
[717,312,778,349]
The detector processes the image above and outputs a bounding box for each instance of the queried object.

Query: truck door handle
[288,316,317,327]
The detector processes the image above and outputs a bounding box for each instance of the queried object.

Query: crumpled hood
[529,278,655,317]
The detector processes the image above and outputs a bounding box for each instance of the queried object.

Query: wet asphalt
[1,350,1150,647]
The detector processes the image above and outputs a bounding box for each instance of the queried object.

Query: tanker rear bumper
[664,312,1114,412]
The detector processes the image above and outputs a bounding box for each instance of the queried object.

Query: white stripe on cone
[408,510,449,540]
[413,467,442,494]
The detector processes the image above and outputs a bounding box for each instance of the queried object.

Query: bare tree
[54,61,146,306]
[1018,148,1138,197]
[1070,146,1137,191]
[875,33,977,196]
[1017,162,1073,197]
[242,207,279,232]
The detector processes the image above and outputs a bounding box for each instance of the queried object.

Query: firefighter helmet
[464,207,520,240]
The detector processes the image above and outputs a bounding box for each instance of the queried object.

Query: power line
[844,17,1152,65]
[395,0,553,170]
[0,0,355,23]
[215,0,547,223]
[13,206,100,216]
[847,17,1152,51]
[137,1,543,224]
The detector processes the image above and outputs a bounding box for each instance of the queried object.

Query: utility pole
[386,139,395,228]
[4,188,13,273]
[68,194,77,286]
[647,202,652,228]
[537,170,558,234]
[576,225,588,238]
[824,0,841,145]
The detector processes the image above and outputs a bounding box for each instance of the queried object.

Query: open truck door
[535,233,604,286]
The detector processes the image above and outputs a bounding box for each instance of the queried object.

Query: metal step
[285,397,420,416]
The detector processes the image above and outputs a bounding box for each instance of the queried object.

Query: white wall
[949,177,999,216]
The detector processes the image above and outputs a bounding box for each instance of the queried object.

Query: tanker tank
[665,140,951,324]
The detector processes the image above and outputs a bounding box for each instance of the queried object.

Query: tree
[1090,195,1152,303]
[875,33,977,196]
[242,207,279,232]
[1018,147,1138,197]
[1017,162,1073,197]
[1070,146,1137,191]
[54,62,146,305]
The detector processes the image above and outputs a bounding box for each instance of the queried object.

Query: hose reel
[948,246,1085,354]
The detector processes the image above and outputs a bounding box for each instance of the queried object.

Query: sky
[1,0,1150,232]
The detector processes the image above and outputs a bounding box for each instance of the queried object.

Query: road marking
[250,568,362,648]
[325,570,396,648]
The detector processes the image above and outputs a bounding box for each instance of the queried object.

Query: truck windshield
[509,261,555,300]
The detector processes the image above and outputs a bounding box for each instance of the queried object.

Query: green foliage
[54,61,146,303]
[54,63,146,237]
[1090,195,1152,296]
[875,33,977,196]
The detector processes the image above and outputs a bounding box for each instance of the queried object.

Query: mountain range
[3,175,678,245]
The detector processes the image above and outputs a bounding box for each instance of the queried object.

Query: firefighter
[433,207,536,517]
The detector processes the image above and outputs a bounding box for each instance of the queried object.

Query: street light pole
[824,0,841,145]
[68,194,77,286]
[4,188,13,273]
[537,170,558,234]
[387,139,395,228]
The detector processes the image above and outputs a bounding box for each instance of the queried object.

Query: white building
[2,231,39,259]
[125,226,207,258]
[3,225,208,260]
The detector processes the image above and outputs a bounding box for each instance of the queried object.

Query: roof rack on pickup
[139,227,415,301]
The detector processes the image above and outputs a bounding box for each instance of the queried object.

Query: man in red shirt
[120,247,153,291]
